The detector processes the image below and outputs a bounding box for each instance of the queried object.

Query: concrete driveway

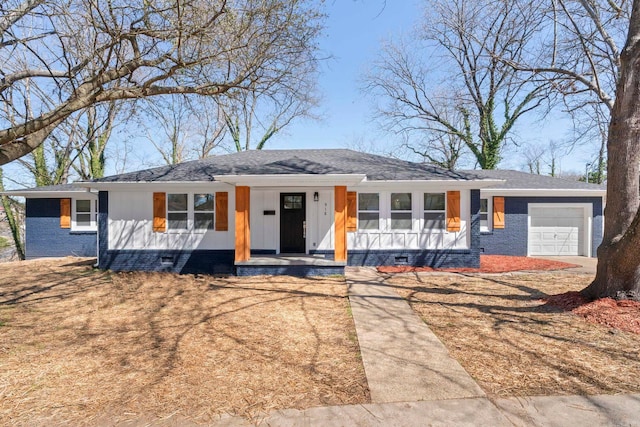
[532,256,597,274]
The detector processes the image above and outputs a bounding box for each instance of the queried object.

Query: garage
[528,205,589,256]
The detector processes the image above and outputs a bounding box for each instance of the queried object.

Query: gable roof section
[92,149,481,183]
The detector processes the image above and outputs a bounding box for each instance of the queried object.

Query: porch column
[334,185,347,262]
[235,186,251,262]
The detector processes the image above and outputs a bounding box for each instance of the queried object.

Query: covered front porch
[224,176,364,276]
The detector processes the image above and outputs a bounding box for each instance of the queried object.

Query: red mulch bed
[544,292,640,335]
[377,255,579,274]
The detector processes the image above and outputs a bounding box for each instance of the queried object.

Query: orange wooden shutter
[60,198,71,229]
[153,192,166,232]
[346,191,357,232]
[215,192,228,231]
[446,191,461,232]
[493,196,505,229]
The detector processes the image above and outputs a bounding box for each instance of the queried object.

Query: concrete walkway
[345,267,484,403]
[213,266,640,427]
[257,394,640,426]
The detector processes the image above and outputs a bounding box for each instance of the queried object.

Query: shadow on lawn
[0,263,368,423]
[374,271,640,396]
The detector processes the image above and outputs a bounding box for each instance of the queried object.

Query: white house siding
[347,188,471,251]
[108,186,235,251]
[249,190,278,251]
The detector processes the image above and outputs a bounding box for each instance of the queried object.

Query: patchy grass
[388,272,640,397]
[0,258,369,425]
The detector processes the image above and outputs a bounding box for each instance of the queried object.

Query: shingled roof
[0,183,97,197]
[92,149,481,183]
[461,169,606,190]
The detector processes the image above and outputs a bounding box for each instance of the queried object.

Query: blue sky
[272,0,416,152]
[272,0,591,174]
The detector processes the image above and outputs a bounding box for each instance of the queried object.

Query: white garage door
[529,207,585,256]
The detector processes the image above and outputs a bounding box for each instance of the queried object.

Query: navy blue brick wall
[25,198,97,259]
[480,196,603,257]
[236,264,344,277]
[347,249,478,268]
[100,249,235,274]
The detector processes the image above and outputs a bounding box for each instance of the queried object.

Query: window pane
[424,193,445,211]
[424,212,445,229]
[195,212,214,230]
[358,193,379,211]
[168,212,188,229]
[194,193,214,211]
[76,199,91,212]
[284,195,303,209]
[168,194,188,211]
[391,193,411,211]
[391,212,412,229]
[76,213,91,226]
[358,212,379,230]
[480,198,488,213]
[480,213,488,229]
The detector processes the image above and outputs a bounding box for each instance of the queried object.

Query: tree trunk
[0,168,25,260]
[582,0,640,300]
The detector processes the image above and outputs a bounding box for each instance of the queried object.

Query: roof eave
[480,188,607,197]
[213,174,368,186]
[354,178,505,189]
[0,188,98,198]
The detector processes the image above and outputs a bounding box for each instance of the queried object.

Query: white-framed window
[72,199,98,231]
[391,193,412,230]
[358,193,380,230]
[167,193,188,230]
[194,193,215,230]
[480,198,491,231]
[167,193,216,231]
[423,193,445,230]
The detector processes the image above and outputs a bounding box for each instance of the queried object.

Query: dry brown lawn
[0,258,369,426]
[389,272,640,398]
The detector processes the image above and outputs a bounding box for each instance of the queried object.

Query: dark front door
[280,193,306,253]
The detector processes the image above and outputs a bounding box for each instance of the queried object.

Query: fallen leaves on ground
[378,255,578,273]
[0,258,369,426]
[389,273,640,398]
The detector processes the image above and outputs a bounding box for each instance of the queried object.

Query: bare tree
[521,139,570,176]
[220,66,318,152]
[581,0,640,300]
[366,0,548,170]
[0,0,324,164]
[141,95,225,165]
[74,102,122,180]
[402,111,467,170]
[523,144,544,174]
[0,168,24,259]
[505,0,628,181]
